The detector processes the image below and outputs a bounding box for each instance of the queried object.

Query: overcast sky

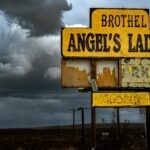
[0,0,149,128]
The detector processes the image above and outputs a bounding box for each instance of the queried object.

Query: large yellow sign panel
[92,92,150,107]
[61,9,150,58]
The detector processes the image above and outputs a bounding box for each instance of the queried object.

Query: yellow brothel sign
[61,8,150,58]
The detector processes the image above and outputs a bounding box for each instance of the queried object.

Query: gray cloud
[0,92,144,128]
[0,13,61,90]
[0,0,72,36]
[0,91,91,128]
[0,0,147,128]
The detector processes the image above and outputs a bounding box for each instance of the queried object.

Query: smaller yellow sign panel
[92,92,150,107]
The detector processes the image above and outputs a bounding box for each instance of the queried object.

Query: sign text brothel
[61,8,150,58]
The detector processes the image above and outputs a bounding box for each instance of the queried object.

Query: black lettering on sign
[128,15,133,27]
[128,34,150,52]
[86,33,95,52]
[101,14,107,27]
[101,94,142,105]
[141,66,150,78]
[132,66,140,78]
[143,34,150,52]
[103,34,110,52]
[113,33,121,52]
[101,14,147,28]
[67,33,121,53]
[134,15,140,27]
[95,34,103,51]
[77,33,86,51]
[67,33,78,52]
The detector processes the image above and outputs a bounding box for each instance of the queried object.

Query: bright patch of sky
[64,0,150,26]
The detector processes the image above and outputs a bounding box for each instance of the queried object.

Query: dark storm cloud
[0,0,146,128]
[0,15,61,90]
[0,0,72,36]
[0,0,72,89]
[0,91,91,128]
[0,92,144,128]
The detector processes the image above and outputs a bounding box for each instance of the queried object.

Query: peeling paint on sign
[61,59,119,88]
[61,59,91,87]
[121,58,150,87]
[96,60,118,87]
[92,92,150,107]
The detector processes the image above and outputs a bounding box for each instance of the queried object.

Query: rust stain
[62,60,90,87]
[96,67,118,87]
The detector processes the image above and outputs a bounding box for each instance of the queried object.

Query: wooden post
[146,107,150,150]
[117,108,120,141]
[73,108,75,143]
[81,108,85,150]
[91,60,97,150]
[91,107,96,150]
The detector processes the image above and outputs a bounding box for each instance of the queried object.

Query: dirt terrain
[0,123,147,150]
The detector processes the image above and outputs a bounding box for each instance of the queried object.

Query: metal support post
[73,107,75,143]
[69,108,76,143]
[81,108,85,150]
[117,107,120,141]
[77,107,85,150]
[91,107,96,150]
[90,60,97,150]
[146,107,150,150]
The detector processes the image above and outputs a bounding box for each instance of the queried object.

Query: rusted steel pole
[91,60,97,150]
[117,107,120,141]
[81,108,85,150]
[69,108,76,143]
[146,107,150,150]
[77,107,85,150]
[91,107,96,150]
[73,107,76,143]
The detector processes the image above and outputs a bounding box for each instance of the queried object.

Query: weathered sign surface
[121,58,150,87]
[96,60,118,87]
[61,8,150,58]
[61,59,91,87]
[92,92,150,107]
[61,59,119,88]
